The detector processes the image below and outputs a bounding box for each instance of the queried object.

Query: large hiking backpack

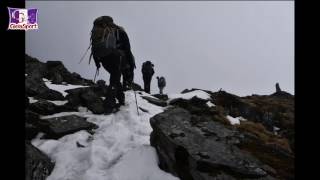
[158,77,166,88]
[90,17,120,60]
[142,61,154,75]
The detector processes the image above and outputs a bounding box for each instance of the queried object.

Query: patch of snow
[227,115,241,125]
[32,90,178,180]
[107,146,179,180]
[168,90,211,101]
[49,100,68,106]
[273,126,280,131]
[43,78,50,82]
[206,101,215,107]
[226,115,247,125]
[43,79,88,97]
[28,97,38,104]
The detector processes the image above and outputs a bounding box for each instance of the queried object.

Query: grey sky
[26,1,294,96]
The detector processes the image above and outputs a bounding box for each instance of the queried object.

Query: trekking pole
[132,83,140,116]
[93,68,99,83]
[78,43,91,64]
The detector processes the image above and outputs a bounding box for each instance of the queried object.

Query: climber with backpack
[157,76,166,95]
[141,61,154,94]
[89,16,135,114]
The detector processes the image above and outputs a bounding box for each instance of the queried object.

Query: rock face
[211,90,294,151]
[65,87,105,114]
[25,141,55,180]
[150,92,294,180]
[45,60,93,85]
[141,96,168,107]
[152,94,169,101]
[29,100,76,115]
[25,74,65,101]
[151,108,275,180]
[40,115,98,139]
[26,54,93,86]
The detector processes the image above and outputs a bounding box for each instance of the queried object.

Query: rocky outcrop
[26,54,93,86]
[29,100,77,115]
[152,94,169,101]
[210,90,294,150]
[25,75,65,100]
[150,108,277,180]
[45,61,93,85]
[25,141,55,180]
[150,91,294,180]
[40,115,98,139]
[65,87,105,114]
[141,96,167,107]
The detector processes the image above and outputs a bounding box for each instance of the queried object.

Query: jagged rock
[25,74,65,100]
[25,54,47,78]
[51,72,64,84]
[81,90,105,114]
[25,75,49,96]
[26,110,50,138]
[40,115,98,139]
[275,83,281,92]
[152,94,169,101]
[141,96,167,107]
[45,61,93,86]
[25,141,54,180]
[270,91,293,99]
[36,89,65,101]
[66,87,105,114]
[29,100,77,115]
[150,107,278,180]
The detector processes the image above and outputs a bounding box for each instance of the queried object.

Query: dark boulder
[45,61,93,86]
[66,87,105,114]
[150,107,278,180]
[141,96,167,107]
[25,75,48,96]
[40,115,98,139]
[29,100,77,115]
[51,72,64,84]
[36,89,65,101]
[25,141,54,180]
[25,54,47,78]
[152,94,169,101]
[25,74,65,101]
[26,110,50,137]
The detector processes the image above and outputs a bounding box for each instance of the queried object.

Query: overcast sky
[26,1,294,96]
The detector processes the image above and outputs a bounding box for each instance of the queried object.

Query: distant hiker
[156,76,166,95]
[141,61,154,93]
[276,83,281,92]
[90,16,135,113]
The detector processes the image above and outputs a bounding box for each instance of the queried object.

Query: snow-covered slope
[32,87,179,180]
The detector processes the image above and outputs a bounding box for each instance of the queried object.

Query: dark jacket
[142,61,154,77]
